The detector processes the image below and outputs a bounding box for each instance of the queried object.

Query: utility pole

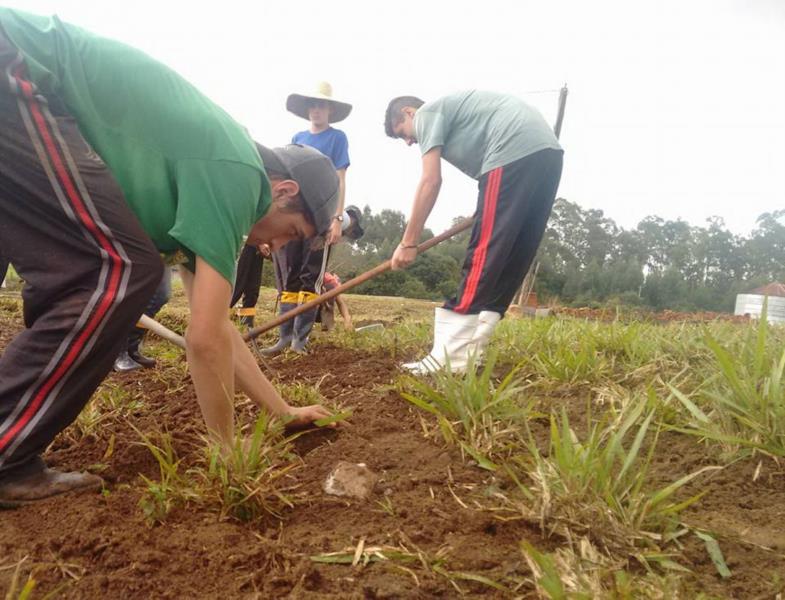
[515,84,568,313]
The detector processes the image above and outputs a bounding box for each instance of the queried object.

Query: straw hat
[286,81,353,123]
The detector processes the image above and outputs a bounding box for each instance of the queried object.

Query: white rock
[323,462,377,500]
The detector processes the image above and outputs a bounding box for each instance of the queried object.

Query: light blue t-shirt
[291,127,350,170]
[414,90,562,180]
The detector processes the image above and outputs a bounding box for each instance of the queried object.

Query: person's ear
[270,179,300,202]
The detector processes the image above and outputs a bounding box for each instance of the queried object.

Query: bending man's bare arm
[391,147,442,270]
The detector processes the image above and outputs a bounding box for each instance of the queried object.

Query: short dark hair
[384,96,425,138]
[267,176,317,231]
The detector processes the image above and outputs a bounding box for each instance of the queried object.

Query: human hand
[257,243,272,258]
[391,244,417,270]
[285,404,336,428]
[326,219,343,245]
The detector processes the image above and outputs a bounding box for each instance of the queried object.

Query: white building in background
[734,283,785,324]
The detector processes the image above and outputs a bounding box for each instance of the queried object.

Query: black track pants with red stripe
[0,35,163,482]
[445,149,563,315]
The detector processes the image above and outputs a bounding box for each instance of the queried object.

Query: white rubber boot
[467,310,502,365]
[403,308,479,375]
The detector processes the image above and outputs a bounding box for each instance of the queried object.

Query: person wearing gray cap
[0,8,339,507]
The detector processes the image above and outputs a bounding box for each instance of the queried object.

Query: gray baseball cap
[256,143,339,236]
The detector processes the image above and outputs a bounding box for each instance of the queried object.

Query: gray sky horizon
[9,0,785,238]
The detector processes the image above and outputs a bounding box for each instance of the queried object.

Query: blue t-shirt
[291,127,350,170]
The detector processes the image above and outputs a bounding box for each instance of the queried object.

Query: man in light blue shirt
[385,90,563,374]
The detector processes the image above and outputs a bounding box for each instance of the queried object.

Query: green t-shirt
[414,90,562,180]
[0,8,270,283]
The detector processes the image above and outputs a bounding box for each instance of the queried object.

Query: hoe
[139,217,474,349]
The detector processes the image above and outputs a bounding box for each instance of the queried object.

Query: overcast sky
[9,0,785,237]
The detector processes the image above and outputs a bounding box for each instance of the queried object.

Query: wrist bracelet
[399,243,418,250]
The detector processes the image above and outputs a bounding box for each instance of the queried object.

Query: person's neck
[310,123,329,134]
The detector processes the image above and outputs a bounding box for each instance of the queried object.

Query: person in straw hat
[263,82,354,355]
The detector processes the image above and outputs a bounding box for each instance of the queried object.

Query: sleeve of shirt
[415,110,446,156]
[330,130,350,170]
[168,159,262,284]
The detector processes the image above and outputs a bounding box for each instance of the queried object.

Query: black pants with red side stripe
[445,149,563,315]
[0,32,163,482]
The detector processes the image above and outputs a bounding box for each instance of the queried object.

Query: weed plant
[670,312,785,459]
[276,380,325,407]
[134,415,301,524]
[321,320,431,359]
[520,539,693,599]
[507,398,715,566]
[68,382,140,442]
[495,318,687,392]
[312,536,507,595]
[133,427,199,525]
[196,413,300,521]
[398,351,532,469]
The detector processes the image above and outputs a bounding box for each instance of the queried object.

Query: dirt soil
[1,308,784,598]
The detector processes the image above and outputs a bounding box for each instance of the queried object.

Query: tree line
[313,201,785,313]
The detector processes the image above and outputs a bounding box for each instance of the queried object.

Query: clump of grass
[520,539,692,599]
[0,296,23,317]
[133,427,199,525]
[529,333,613,387]
[195,413,301,522]
[68,398,119,442]
[312,536,508,595]
[276,380,325,407]
[1,556,76,599]
[669,310,785,459]
[133,415,304,524]
[2,558,37,600]
[321,321,431,359]
[100,381,144,412]
[398,351,532,469]
[506,397,716,566]
[67,382,144,442]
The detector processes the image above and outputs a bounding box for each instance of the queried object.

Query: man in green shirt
[385,91,564,374]
[0,9,338,506]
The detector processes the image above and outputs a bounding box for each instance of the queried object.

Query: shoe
[0,468,103,508]
[291,307,318,353]
[261,302,297,356]
[114,351,142,372]
[129,349,156,368]
[128,333,157,368]
[403,308,480,375]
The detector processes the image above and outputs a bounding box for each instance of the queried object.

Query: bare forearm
[402,177,441,245]
[187,322,235,447]
[336,169,346,215]
[335,296,352,329]
[231,328,290,415]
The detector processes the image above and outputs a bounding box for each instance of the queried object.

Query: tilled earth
[1,305,784,598]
